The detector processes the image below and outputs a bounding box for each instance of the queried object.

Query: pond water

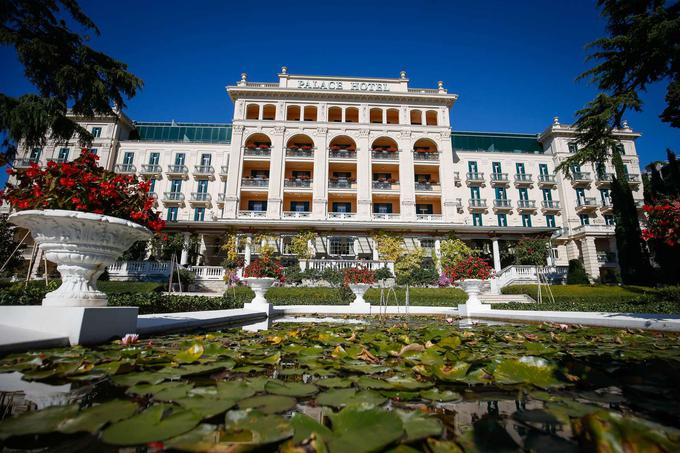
[0,316,679,452]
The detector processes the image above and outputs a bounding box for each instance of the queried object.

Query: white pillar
[180,233,190,266]
[492,239,501,272]
[580,236,600,282]
[244,235,252,266]
[372,238,380,261]
[197,234,207,265]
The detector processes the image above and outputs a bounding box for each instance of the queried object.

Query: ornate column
[244,235,252,266]
[180,233,190,266]
[491,238,501,272]
[312,127,329,219]
[267,126,285,218]
[580,236,600,282]
[224,124,245,218]
[438,130,458,222]
[356,129,371,220]
[397,130,416,220]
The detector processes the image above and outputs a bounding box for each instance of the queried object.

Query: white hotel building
[11,69,645,282]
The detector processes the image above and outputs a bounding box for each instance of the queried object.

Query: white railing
[107,261,171,281]
[416,214,443,221]
[328,212,357,220]
[239,210,267,218]
[489,265,568,294]
[283,211,312,218]
[372,213,401,221]
[188,266,226,281]
[301,259,394,272]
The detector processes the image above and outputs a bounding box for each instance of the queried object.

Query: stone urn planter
[242,277,276,314]
[458,278,490,316]
[9,210,152,307]
[348,283,372,312]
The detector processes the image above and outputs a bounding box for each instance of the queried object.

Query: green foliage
[0,214,24,277]
[374,266,394,281]
[220,232,241,269]
[371,231,404,262]
[320,268,343,287]
[439,238,476,269]
[513,237,549,266]
[364,287,467,306]
[394,248,425,285]
[283,265,303,285]
[289,231,316,260]
[264,287,354,306]
[120,241,148,262]
[566,259,590,284]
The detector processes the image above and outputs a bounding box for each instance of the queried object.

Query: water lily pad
[494,356,562,388]
[175,343,205,363]
[102,404,202,445]
[426,438,464,453]
[265,379,319,397]
[432,362,471,382]
[224,410,294,444]
[112,371,168,386]
[238,395,297,414]
[420,388,462,402]
[176,397,237,418]
[290,412,333,443]
[58,400,138,434]
[216,380,257,399]
[317,377,353,389]
[396,409,443,442]
[163,423,221,452]
[247,352,281,365]
[316,388,387,408]
[0,404,79,440]
[127,381,194,401]
[326,405,404,453]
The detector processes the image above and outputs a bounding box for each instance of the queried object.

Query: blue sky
[1,0,678,189]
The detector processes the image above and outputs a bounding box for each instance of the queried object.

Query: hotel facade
[10,69,646,282]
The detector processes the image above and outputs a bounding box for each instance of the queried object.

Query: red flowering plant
[2,149,165,232]
[343,266,376,286]
[642,200,680,247]
[243,257,285,283]
[444,256,494,281]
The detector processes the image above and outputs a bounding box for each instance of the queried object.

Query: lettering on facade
[296,80,390,92]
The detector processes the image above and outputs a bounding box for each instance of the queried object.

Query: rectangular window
[29,148,42,160]
[420,239,435,250]
[200,153,212,166]
[467,161,478,173]
[167,207,178,222]
[538,163,549,175]
[472,213,483,226]
[579,214,590,225]
[373,203,393,214]
[292,170,311,179]
[568,142,578,153]
[515,162,525,174]
[542,188,553,201]
[492,162,502,173]
[604,215,615,225]
[174,153,186,165]
[495,187,507,200]
[197,180,208,193]
[546,215,556,227]
[416,204,433,214]
[149,152,160,165]
[58,147,70,161]
[149,178,156,192]
[521,213,532,227]
[291,201,310,212]
[251,169,270,178]
[575,188,586,202]
[91,127,102,138]
[373,172,392,180]
[281,236,294,255]
[518,188,529,200]
[329,237,353,256]
[194,207,205,221]
[123,151,134,165]
[470,187,480,199]
[89,148,98,155]
[497,214,507,227]
[599,189,610,204]
[170,179,182,192]
[332,202,352,213]
[248,200,267,211]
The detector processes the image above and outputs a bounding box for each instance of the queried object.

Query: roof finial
[553,116,560,126]
[281,66,288,74]
[400,70,407,79]
[622,119,629,129]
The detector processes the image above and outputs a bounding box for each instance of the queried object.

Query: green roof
[452,131,543,154]
[133,121,232,144]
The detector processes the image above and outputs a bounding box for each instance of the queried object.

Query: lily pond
[1,317,680,452]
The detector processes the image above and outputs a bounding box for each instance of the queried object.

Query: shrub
[243,258,284,282]
[375,267,394,281]
[566,259,589,284]
[264,287,354,305]
[439,237,476,269]
[320,268,343,287]
[343,267,376,285]
[283,265,304,285]
[409,266,439,286]
[364,287,467,306]
[444,256,493,281]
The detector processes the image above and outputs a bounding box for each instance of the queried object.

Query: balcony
[167,164,188,177]
[414,181,440,192]
[517,199,537,211]
[193,165,215,177]
[454,172,462,186]
[328,149,357,160]
[241,178,270,189]
[140,164,162,175]
[284,179,313,189]
[13,158,41,168]
[219,166,229,180]
[283,211,312,219]
[372,213,401,221]
[239,210,267,218]
[538,174,557,185]
[162,192,185,204]
[492,199,512,210]
[189,192,212,205]
[625,174,641,186]
[372,180,399,191]
[328,212,357,220]
[371,150,399,160]
[490,173,509,185]
[541,200,561,211]
[244,147,271,158]
[466,172,485,185]
[514,173,533,185]
[416,214,443,222]
[600,199,614,212]
[571,172,592,186]
[468,198,487,210]
[286,148,314,159]
[114,164,136,174]
[329,179,356,190]
[595,173,613,187]
[413,151,439,162]
[576,197,598,211]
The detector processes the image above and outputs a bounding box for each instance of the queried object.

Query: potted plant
[444,256,493,313]
[3,150,164,307]
[242,257,284,313]
[343,266,375,309]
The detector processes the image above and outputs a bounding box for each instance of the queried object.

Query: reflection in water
[0,371,93,411]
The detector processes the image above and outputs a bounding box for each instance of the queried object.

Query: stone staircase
[480,293,536,304]
[488,265,568,295]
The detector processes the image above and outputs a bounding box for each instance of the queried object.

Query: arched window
[329,135,357,151]
[345,107,359,123]
[244,133,272,150]
[303,106,317,121]
[287,105,301,121]
[328,106,342,122]
[286,134,314,150]
[262,104,276,120]
[246,104,260,120]
[370,108,383,124]
[413,138,437,153]
[425,110,438,126]
[410,110,422,125]
[371,137,398,152]
[386,109,399,124]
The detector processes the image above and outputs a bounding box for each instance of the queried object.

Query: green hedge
[502,284,661,303]
[365,287,467,306]
[108,292,244,314]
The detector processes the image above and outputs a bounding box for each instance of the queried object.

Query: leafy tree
[513,237,550,266]
[371,231,404,262]
[439,237,476,269]
[566,259,589,285]
[394,248,425,286]
[0,214,25,276]
[0,0,143,163]
[290,231,316,261]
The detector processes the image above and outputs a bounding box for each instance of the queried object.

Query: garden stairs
[488,265,568,295]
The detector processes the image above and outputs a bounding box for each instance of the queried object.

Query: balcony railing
[329,179,355,189]
[372,213,401,221]
[416,214,443,221]
[414,182,440,191]
[283,211,312,219]
[466,172,485,183]
[194,165,215,175]
[48,158,68,164]
[167,164,188,174]
[190,192,212,202]
[517,199,537,209]
[412,151,439,161]
[140,164,162,174]
[13,158,41,168]
[241,178,269,187]
[163,192,184,202]
[538,174,556,184]
[596,173,613,185]
[493,199,512,209]
[625,174,640,183]
[284,179,312,188]
[371,150,399,160]
[490,173,509,184]
[468,198,487,208]
[571,172,592,183]
[238,210,267,218]
[514,173,533,184]
[576,197,598,208]
[244,147,271,157]
[328,212,356,220]
[541,200,560,209]
[114,164,136,173]
[372,181,398,190]
[286,148,314,158]
[329,149,357,159]
[600,199,613,209]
